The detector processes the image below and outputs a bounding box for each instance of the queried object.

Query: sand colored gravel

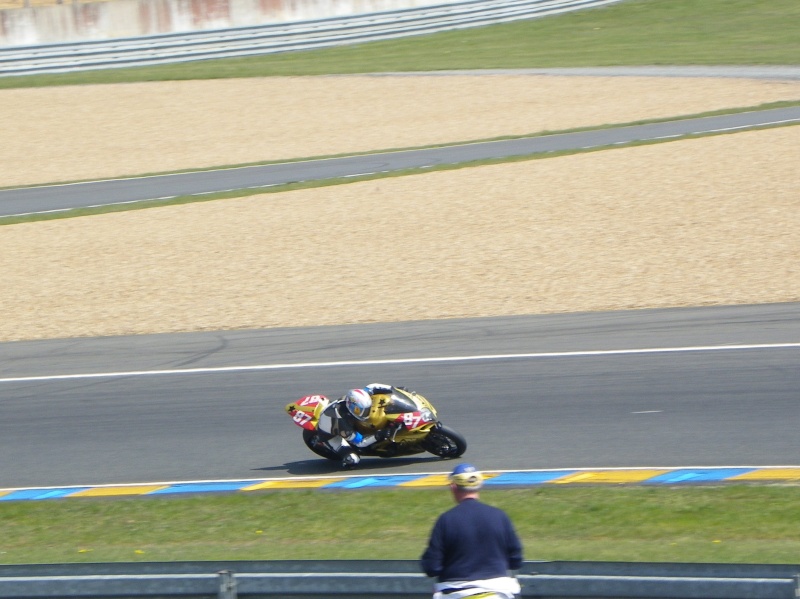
[1,124,798,342]
[1,75,799,187]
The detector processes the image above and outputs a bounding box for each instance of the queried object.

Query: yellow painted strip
[72,486,167,497]
[243,478,343,490]
[730,469,800,481]
[399,474,451,487]
[400,472,500,488]
[553,472,595,483]
[0,490,10,499]
[551,470,670,484]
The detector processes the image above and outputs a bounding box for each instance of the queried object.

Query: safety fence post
[218,570,237,599]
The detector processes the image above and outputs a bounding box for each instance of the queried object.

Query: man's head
[448,463,484,501]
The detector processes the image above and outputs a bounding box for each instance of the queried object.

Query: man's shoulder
[436,500,474,521]
[460,498,496,509]
[458,499,511,518]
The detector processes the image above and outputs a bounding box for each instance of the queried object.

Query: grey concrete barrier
[0,0,625,76]
[525,574,798,599]
[0,561,798,599]
[0,573,220,598]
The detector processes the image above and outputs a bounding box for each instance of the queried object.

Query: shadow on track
[254,455,453,476]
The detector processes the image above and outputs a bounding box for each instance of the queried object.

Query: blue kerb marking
[487,471,578,485]
[646,469,755,484]
[326,475,424,488]
[149,482,254,494]
[0,488,88,501]
[327,477,383,489]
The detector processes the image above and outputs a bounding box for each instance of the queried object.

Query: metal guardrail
[0,0,624,76]
[0,560,798,598]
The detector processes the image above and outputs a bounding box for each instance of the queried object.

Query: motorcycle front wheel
[422,424,467,459]
[302,429,340,461]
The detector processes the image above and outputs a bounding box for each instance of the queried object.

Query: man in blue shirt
[421,464,523,599]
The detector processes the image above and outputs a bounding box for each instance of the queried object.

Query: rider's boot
[340,451,360,469]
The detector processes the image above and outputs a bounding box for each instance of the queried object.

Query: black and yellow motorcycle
[286,387,467,463]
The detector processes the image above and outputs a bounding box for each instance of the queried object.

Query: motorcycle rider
[315,383,403,468]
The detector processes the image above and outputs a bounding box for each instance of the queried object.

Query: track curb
[2,466,799,501]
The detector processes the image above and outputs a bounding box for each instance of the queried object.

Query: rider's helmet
[449,463,484,491]
[345,388,372,421]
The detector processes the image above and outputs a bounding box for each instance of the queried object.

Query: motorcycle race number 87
[402,411,432,430]
[288,395,327,431]
[292,410,313,428]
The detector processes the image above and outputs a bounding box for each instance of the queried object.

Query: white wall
[0,0,462,46]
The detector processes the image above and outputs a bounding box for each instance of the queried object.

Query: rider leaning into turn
[315,383,403,468]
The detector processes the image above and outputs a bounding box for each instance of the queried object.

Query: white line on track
[1,342,798,384]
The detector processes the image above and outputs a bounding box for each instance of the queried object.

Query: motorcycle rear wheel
[422,424,467,459]
[302,429,340,461]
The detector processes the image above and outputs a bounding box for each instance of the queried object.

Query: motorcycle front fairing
[358,389,439,457]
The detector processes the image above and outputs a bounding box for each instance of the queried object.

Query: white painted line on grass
[1,342,798,384]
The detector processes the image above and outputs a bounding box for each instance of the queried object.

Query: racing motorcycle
[285,387,467,464]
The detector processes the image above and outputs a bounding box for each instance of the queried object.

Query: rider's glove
[375,422,400,442]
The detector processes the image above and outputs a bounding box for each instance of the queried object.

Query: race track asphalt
[2,302,799,489]
[2,104,799,218]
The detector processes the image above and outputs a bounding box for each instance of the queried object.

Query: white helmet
[345,388,372,421]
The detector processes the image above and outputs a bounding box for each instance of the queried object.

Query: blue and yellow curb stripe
[2,467,799,502]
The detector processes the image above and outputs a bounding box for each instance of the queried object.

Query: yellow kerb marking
[72,486,167,497]
[243,478,342,490]
[730,469,800,481]
[551,470,670,484]
[401,474,451,487]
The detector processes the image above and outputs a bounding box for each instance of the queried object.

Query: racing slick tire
[302,429,340,461]
[422,424,467,459]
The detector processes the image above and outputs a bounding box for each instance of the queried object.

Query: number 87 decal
[403,411,431,429]
[293,411,313,426]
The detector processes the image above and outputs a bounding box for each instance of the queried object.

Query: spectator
[421,463,523,599]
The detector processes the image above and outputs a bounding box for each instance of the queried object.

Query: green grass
[1,0,798,89]
[2,486,800,564]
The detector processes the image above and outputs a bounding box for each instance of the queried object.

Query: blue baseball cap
[449,463,484,490]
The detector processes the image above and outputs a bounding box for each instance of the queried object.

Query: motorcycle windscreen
[382,393,420,414]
